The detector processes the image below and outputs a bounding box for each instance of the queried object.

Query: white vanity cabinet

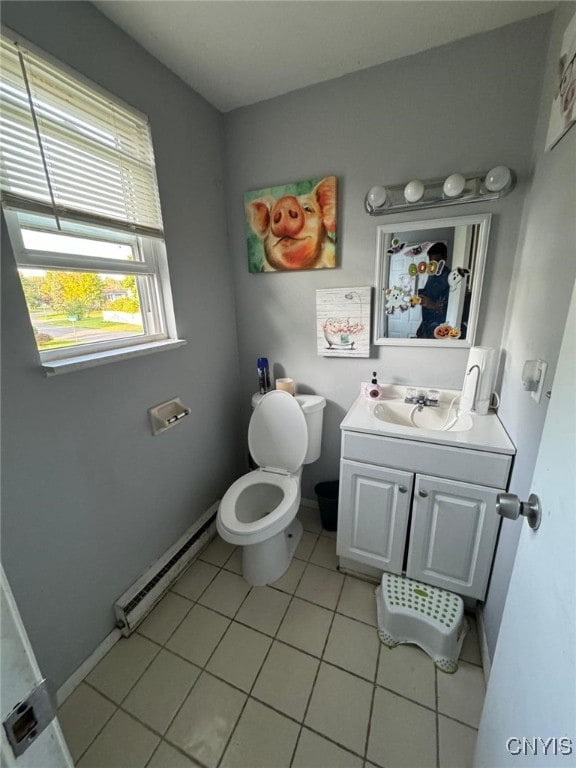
[337,406,515,602]
[339,460,412,575]
[407,475,501,599]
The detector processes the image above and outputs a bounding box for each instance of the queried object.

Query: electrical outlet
[531,360,548,403]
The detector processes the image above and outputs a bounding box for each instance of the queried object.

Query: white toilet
[217,389,326,586]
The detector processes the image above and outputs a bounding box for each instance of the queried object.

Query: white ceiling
[94,1,553,112]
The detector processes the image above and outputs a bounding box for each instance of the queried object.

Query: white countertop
[341,387,516,455]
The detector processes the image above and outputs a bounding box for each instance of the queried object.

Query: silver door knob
[497,493,541,530]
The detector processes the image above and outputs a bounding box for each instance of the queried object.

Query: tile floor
[58,507,485,768]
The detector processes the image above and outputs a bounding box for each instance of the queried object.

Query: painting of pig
[245,176,337,272]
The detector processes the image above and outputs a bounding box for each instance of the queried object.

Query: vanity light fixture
[365,166,516,215]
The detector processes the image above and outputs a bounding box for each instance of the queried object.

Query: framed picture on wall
[244,176,337,272]
[545,10,576,151]
[316,287,371,357]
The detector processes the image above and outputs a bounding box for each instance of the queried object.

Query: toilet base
[242,518,303,586]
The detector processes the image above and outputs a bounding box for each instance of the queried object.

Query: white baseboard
[300,496,319,509]
[475,605,491,684]
[56,627,121,706]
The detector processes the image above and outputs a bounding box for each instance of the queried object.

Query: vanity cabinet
[337,427,513,601]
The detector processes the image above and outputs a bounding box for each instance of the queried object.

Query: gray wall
[1,2,243,688]
[223,15,550,501]
[482,1,576,658]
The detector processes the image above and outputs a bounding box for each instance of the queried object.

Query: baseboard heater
[114,501,218,636]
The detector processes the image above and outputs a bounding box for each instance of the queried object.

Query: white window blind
[0,31,164,237]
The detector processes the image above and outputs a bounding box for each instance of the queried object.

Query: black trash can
[315,480,339,531]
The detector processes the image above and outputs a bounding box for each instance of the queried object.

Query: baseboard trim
[56,627,121,706]
[476,605,491,684]
[300,496,318,509]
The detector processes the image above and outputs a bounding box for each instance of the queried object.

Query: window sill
[42,339,187,376]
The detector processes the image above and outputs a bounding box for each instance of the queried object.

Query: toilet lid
[248,390,308,473]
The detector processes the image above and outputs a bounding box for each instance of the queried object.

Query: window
[0,29,183,373]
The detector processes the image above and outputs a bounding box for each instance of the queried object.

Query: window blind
[0,32,164,237]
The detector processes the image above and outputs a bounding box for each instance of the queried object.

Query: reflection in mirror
[373,214,491,347]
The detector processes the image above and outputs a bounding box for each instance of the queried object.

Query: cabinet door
[407,474,501,600]
[337,459,412,573]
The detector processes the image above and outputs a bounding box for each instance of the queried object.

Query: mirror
[373,213,491,347]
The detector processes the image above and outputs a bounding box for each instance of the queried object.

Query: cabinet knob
[418,490,428,498]
[398,486,408,494]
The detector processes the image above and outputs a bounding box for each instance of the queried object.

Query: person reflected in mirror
[416,242,449,339]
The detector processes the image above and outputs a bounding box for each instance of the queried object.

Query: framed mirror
[373,213,491,347]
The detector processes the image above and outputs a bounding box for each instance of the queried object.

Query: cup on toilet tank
[276,378,295,395]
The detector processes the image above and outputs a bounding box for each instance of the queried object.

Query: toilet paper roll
[276,378,295,395]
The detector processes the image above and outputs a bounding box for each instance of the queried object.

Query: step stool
[375,573,468,673]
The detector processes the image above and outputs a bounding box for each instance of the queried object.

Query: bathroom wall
[223,15,551,501]
[482,1,576,658]
[1,2,243,688]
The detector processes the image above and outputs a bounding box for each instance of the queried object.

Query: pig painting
[245,176,337,272]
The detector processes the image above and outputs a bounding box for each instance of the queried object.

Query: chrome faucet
[404,391,440,411]
[466,364,481,412]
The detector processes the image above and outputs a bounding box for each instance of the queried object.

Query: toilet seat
[217,469,300,545]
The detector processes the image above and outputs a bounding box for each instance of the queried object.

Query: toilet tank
[295,395,326,464]
[251,392,326,465]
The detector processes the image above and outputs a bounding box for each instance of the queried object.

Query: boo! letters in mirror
[373,214,491,347]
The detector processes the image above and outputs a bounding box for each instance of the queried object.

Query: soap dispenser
[364,372,384,400]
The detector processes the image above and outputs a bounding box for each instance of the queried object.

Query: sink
[374,400,473,433]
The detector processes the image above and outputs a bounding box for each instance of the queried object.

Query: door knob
[497,493,541,530]
[398,486,408,494]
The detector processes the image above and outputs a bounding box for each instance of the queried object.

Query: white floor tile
[271,558,306,594]
[166,672,245,768]
[172,559,219,601]
[295,530,319,560]
[377,643,436,709]
[337,576,378,627]
[220,698,299,768]
[86,634,159,704]
[223,547,243,574]
[147,741,202,768]
[198,570,251,617]
[305,662,373,755]
[199,536,237,566]
[166,604,229,666]
[367,687,437,768]
[296,563,344,610]
[277,597,333,657]
[235,585,291,635]
[309,535,339,570]
[206,621,271,692]
[137,591,193,646]
[252,640,319,720]
[438,715,478,768]
[77,709,159,768]
[292,728,363,768]
[324,613,380,681]
[437,659,486,728]
[57,683,115,763]
[123,649,200,734]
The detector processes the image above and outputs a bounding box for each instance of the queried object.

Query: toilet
[217,389,326,586]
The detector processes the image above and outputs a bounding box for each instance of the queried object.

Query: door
[407,474,501,600]
[337,459,412,573]
[0,565,73,767]
[474,285,576,766]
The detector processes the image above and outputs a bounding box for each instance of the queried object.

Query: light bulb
[404,180,424,203]
[484,165,512,192]
[443,173,466,198]
[366,185,388,209]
